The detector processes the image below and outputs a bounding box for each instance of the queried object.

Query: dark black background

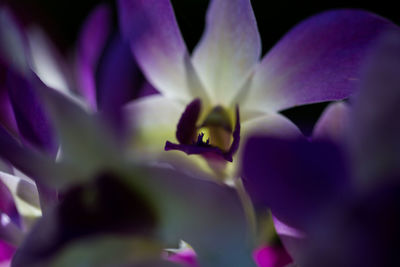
[3,0,399,135]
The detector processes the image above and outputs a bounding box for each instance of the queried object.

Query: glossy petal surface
[241,10,396,113]
[192,0,261,105]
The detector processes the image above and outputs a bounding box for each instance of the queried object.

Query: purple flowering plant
[0,0,399,266]
[241,31,400,266]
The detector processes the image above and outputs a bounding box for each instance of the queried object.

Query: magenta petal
[76,4,111,110]
[253,245,292,267]
[0,240,15,263]
[243,10,397,112]
[167,248,199,267]
[241,137,350,230]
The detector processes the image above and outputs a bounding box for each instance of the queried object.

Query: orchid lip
[164,99,240,162]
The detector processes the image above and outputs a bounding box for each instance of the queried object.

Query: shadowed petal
[118,0,208,101]
[192,0,261,105]
[350,31,400,187]
[240,10,397,113]
[6,70,57,155]
[0,81,17,136]
[312,102,351,142]
[241,137,350,230]
[13,168,255,267]
[0,8,30,75]
[96,33,143,137]
[76,4,111,110]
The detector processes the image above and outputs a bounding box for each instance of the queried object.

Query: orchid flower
[241,29,400,266]
[0,6,148,265]
[118,0,395,181]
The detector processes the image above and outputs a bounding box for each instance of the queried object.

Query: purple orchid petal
[304,183,400,267]
[241,136,350,230]
[192,0,261,104]
[0,240,15,264]
[253,245,292,267]
[176,99,201,145]
[97,33,142,111]
[350,31,400,187]
[312,102,351,142]
[0,180,19,227]
[137,82,159,98]
[76,4,111,110]
[0,8,30,75]
[6,69,57,156]
[96,33,143,138]
[118,0,207,101]
[241,10,397,113]
[0,81,18,136]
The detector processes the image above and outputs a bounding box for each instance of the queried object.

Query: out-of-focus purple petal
[6,70,57,156]
[253,245,292,267]
[350,31,400,187]
[97,33,141,111]
[241,137,350,230]
[304,183,400,267]
[312,102,351,142]
[76,4,111,110]
[96,33,142,137]
[0,180,19,227]
[0,8,30,75]
[117,0,208,101]
[241,10,397,113]
[192,0,260,104]
[0,240,15,264]
[0,82,17,136]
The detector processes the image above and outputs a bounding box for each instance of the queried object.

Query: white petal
[192,0,261,105]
